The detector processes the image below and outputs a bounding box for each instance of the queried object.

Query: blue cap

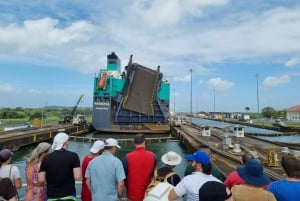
[185,150,210,165]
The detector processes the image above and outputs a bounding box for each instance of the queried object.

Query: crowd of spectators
[1,132,300,201]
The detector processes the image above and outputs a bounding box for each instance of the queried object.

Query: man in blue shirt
[85,138,126,201]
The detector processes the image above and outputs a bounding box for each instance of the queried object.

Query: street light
[213,88,215,118]
[190,69,193,123]
[256,73,259,120]
[173,88,176,114]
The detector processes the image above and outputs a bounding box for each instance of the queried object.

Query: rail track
[175,124,285,181]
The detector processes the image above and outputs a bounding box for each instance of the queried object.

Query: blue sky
[1,0,300,113]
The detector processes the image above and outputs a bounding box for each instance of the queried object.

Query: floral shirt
[24,162,47,201]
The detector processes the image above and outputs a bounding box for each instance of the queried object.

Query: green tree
[261,107,277,118]
[245,106,250,113]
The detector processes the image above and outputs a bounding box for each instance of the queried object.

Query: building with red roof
[285,105,300,121]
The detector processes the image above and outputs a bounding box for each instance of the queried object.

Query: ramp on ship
[122,65,161,115]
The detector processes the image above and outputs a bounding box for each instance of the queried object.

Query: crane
[59,94,84,124]
[71,94,84,116]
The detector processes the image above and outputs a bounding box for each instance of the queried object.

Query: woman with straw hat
[24,142,51,201]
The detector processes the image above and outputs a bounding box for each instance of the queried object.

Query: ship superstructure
[92,52,170,133]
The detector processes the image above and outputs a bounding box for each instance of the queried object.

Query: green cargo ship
[92,52,170,133]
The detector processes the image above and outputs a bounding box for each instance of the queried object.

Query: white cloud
[262,75,290,88]
[0,83,15,93]
[0,3,300,77]
[285,58,300,67]
[207,77,234,91]
[173,74,191,82]
[128,0,228,28]
[28,89,41,95]
[0,17,95,53]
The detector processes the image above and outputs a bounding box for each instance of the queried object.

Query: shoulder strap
[163,172,176,182]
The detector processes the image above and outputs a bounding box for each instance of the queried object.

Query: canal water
[193,118,300,144]
[10,132,189,198]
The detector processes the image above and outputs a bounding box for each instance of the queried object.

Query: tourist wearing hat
[0,148,22,189]
[85,138,125,201]
[267,155,300,201]
[231,159,276,201]
[122,133,156,201]
[168,150,221,201]
[156,151,182,186]
[185,145,225,182]
[0,177,17,201]
[38,132,81,201]
[24,142,51,201]
[199,181,233,201]
[81,140,105,201]
[224,152,256,189]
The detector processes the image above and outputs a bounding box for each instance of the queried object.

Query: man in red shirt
[224,152,255,189]
[81,140,105,201]
[122,134,157,201]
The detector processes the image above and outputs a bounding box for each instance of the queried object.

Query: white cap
[90,140,105,154]
[161,151,182,166]
[105,138,121,149]
[52,132,69,150]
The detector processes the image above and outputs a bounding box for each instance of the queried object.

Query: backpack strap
[163,172,176,182]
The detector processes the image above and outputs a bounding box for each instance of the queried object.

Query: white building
[286,105,300,121]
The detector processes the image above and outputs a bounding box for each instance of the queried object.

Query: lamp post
[173,88,176,114]
[190,69,193,123]
[213,88,215,118]
[256,73,259,120]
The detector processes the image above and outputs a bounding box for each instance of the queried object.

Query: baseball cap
[0,149,13,161]
[51,132,69,150]
[185,150,210,166]
[90,140,105,153]
[105,138,121,148]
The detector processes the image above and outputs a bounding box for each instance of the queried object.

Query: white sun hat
[161,151,182,166]
[90,140,105,154]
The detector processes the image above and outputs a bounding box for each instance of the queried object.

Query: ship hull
[92,52,170,134]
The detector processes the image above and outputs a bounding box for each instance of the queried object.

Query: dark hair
[202,163,212,175]
[134,133,145,145]
[242,152,254,164]
[281,155,300,179]
[199,181,231,201]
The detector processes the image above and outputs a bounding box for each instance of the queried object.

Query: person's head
[28,142,51,164]
[186,150,212,174]
[237,159,270,186]
[242,152,254,165]
[90,140,105,155]
[51,132,69,150]
[0,149,13,165]
[199,181,233,201]
[199,145,211,155]
[134,133,145,147]
[281,155,300,179]
[104,138,121,154]
[161,151,182,167]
